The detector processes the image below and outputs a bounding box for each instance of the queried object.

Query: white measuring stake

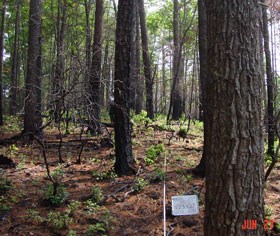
[171,195,199,216]
[163,153,167,236]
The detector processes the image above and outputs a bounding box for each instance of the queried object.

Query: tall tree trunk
[23,0,43,134]
[84,0,92,86]
[161,43,167,114]
[262,2,275,157]
[129,3,137,110]
[88,0,104,134]
[135,6,143,114]
[192,0,207,177]
[204,0,264,235]
[0,0,7,126]
[170,0,183,120]
[10,0,22,115]
[53,0,67,122]
[114,0,136,176]
[102,41,110,106]
[138,0,154,119]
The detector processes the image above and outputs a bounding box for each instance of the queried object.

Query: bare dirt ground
[0,122,279,236]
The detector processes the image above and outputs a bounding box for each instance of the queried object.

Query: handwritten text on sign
[171,195,199,216]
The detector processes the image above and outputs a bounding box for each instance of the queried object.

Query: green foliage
[100,109,111,123]
[145,143,165,165]
[67,230,77,236]
[51,164,65,182]
[265,154,272,166]
[45,164,68,205]
[150,168,166,182]
[92,170,117,181]
[265,204,273,217]
[132,111,152,125]
[45,184,68,206]
[274,222,280,233]
[184,174,193,183]
[0,175,12,193]
[0,116,22,133]
[134,178,148,192]
[46,211,73,229]
[27,209,44,223]
[86,223,107,236]
[0,196,10,213]
[84,199,100,215]
[66,200,81,215]
[91,186,104,203]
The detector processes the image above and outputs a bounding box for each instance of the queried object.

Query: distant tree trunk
[170,0,183,120]
[135,7,143,114]
[129,4,137,110]
[23,0,42,134]
[192,0,207,177]
[204,0,264,235]
[161,43,167,114]
[53,0,67,122]
[198,2,207,122]
[262,2,275,157]
[0,0,7,126]
[88,0,104,134]
[114,0,136,176]
[84,0,91,85]
[138,0,154,119]
[102,41,110,106]
[9,0,21,115]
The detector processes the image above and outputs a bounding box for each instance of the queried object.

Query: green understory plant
[144,143,165,165]
[91,186,104,203]
[45,164,68,205]
[86,222,107,236]
[92,170,117,181]
[45,183,68,206]
[134,178,148,192]
[46,211,73,229]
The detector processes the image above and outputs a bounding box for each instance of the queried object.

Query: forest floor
[0,116,279,236]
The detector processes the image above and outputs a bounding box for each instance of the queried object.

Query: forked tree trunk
[204,0,264,235]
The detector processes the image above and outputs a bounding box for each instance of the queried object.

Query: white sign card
[171,195,199,216]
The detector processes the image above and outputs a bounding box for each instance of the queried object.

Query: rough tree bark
[9,0,22,115]
[53,0,67,122]
[138,0,154,119]
[23,0,42,134]
[88,0,104,134]
[171,0,183,120]
[135,6,143,114]
[204,1,264,235]
[114,0,136,175]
